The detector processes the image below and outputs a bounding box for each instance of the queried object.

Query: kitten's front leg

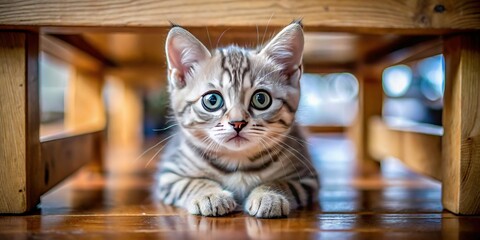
[159,178,237,217]
[245,180,316,218]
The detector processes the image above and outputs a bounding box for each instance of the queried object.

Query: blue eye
[202,91,224,112]
[251,90,272,110]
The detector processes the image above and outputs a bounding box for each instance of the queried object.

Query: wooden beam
[0,32,41,213]
[41,35,103,72]
[350,65,384,173]
[369,117,443,181]
[40,131,104,192]
[305,125,346,133]
[303,63,355,74]
[368,38,443,67]
[105,76,143,150]
[442,33,480,215]
[1,0,479,34]
[106,65,167,89]
[50,34,117,67]
[65,69,106,133]
[1,32,106,213]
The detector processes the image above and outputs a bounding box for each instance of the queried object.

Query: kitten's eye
[251,90,272,110]
[201,91,224,112]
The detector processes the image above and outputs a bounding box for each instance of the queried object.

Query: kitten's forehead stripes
[219,47,251,101]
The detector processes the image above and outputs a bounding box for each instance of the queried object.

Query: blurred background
[38,31,444,172]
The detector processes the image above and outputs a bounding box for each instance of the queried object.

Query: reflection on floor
[1,134,480,239]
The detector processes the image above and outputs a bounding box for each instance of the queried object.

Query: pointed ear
[165,27,211,89]
[260,22,304,86]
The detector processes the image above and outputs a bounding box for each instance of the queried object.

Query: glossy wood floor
[1,134,480,239]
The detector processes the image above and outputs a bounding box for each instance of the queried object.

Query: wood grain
[40,131,104,192]
[0,33,28,213]
[368,117,443,181]
[442,33,480,215]
[0,32,40,213]
[0,0,479,34]
[0,134,464,238]
[24,33,42,214]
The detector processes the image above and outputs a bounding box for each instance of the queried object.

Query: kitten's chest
[221,172,262,200]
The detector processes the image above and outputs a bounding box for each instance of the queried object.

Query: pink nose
[228,120,248,133]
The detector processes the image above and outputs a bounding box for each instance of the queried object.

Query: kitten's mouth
[226,134,249,144]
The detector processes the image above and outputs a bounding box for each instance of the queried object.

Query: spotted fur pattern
[159,21,319,218]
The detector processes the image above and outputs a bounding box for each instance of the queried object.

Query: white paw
[245,192,290,218]
[187,191,237,217]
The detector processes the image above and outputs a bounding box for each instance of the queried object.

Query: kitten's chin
[219,135,255,152]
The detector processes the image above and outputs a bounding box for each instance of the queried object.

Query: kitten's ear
[260,22,304,86]
[166,27,211,89]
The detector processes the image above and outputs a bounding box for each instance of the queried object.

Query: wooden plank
[303,63,354,74]
[369,117,443,181]
[305,125,346,133]
[0,32,41,213]
[40,131,104,192]
[442,33,480,215]
[105,76,143,150]
[368,38,443,67]
[106,65,167,89]
[65,69,106,133]
[41,35,103,72]
[50,34,116,67]
[350,65,384,173]
[1,0,480,34]
[64,66,106,172]
[368,118,403,161]
[366,37,442,65]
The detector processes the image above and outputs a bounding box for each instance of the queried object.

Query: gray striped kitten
[158,21,319,218]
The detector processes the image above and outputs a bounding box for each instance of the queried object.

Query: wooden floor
[1,134,480,239]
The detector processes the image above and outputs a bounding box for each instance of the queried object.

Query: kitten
[158,21,319,218]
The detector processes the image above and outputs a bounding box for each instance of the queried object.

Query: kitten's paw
[245,192,290,218]
[187,191,237,217]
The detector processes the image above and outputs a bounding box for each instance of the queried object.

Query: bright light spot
[328,73,359,102]
[297,73,358,125]
[418,55,445,101]
[382,65,413,97]
[306,94,321,106]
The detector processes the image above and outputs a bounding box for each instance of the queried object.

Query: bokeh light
[326,73,359,102]
[297,73,359,125]
[382,65,413,97]
[418,54,445,101]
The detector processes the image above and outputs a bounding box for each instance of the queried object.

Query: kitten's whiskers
[135,133,178,162]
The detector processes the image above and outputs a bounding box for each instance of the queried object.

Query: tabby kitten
[158,21,319,218]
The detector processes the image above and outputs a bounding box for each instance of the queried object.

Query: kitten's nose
[229,120,248,133]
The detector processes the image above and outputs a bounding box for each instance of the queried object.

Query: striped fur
[160,21,319,218]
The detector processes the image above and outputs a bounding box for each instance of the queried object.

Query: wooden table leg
[0,32,41,213]
[65,69,106,172]
[442,33,480,215]
[351,65,384,174]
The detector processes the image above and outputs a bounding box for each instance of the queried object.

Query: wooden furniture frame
[1,0,479,215]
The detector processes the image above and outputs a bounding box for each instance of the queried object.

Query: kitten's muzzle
[229,120,248,133]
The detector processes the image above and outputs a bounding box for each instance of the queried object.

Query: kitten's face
[166,23,304,154]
